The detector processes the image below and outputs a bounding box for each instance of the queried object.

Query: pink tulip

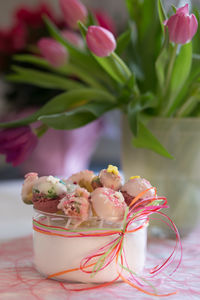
[59,0,88,29]
[164,4,198,44]
[86,26,116,57]
[38,38,68,67]
[0,126,38,166]
[61,30,84,48]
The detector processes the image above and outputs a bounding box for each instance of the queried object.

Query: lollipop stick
[65,218,71,228]
[99,219,104,228]
[47,216,51,226]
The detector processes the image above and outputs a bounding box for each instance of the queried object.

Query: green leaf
[126,0,158,41]
[157,0,167,33]
[78,21,87,38]
[66,64,108,89]
[192,8,200,54]
[40,111,96,129]
[139,0,158,40]
[139,92,157,107]
[195,105,200,116]
[132,121,173,159]
[125,0,135,20]
[116,29,131,55]
[125,1,162,91]
[94,56,126,84]
[177,95,200,117]
[125,0,142,22]
[193,54,200,60]
[155,31,169,88]
[164,58,200,115]
[39,101,114,130]
[128,93,156,135]
[7,66,85,90]
[87,12,96,27]
[95,52,132,84]
[165,42,193,116]
[127,74,135,90]
[38,88,115,115]
[176,84,200,117]
[170,43,192,94]
[117,75,135,105]
[128,101,140,135]
[0,88,115,128]
[13,54,108,89]
[14,54,51,69]
[171,5,177,13]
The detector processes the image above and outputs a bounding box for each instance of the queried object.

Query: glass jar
[33,210,148,283]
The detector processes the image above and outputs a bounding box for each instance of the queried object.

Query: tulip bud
[164,4,198,44]
[59,0,88,29]
[86,26,116,57]
[61,30,84,48]
[38,38,68,67]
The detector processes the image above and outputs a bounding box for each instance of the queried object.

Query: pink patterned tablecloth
[0,227,200,300]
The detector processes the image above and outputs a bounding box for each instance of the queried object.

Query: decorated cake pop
[91,187,127,222]
[67,170,95,192]
[92,165,122,191]
[58,187,90,224]
[121,176,155,206]
[21,172,39,204]
[32,175,67,213]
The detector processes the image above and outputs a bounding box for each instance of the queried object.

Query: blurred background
[0,0,199,180]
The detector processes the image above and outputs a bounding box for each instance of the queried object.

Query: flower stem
[111,52,132,79]
[165,44,178,95]
[161,44,178,114]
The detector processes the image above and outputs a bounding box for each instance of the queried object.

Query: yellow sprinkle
[130,176,141,180]
[107,164,119,175]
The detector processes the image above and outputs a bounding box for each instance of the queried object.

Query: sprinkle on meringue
[129,176,140,180]
[107,164,119,175]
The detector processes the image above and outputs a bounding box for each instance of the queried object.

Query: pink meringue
[58,187,90,221]
[91,187,127,222]
[121,176,155,206]
[92,165,122,191]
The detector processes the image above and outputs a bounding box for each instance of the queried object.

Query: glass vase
[122,117,200,237]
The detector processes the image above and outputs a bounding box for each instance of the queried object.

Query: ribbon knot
[120,231,125,236]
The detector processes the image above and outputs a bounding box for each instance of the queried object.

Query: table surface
[0,181,200,300]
